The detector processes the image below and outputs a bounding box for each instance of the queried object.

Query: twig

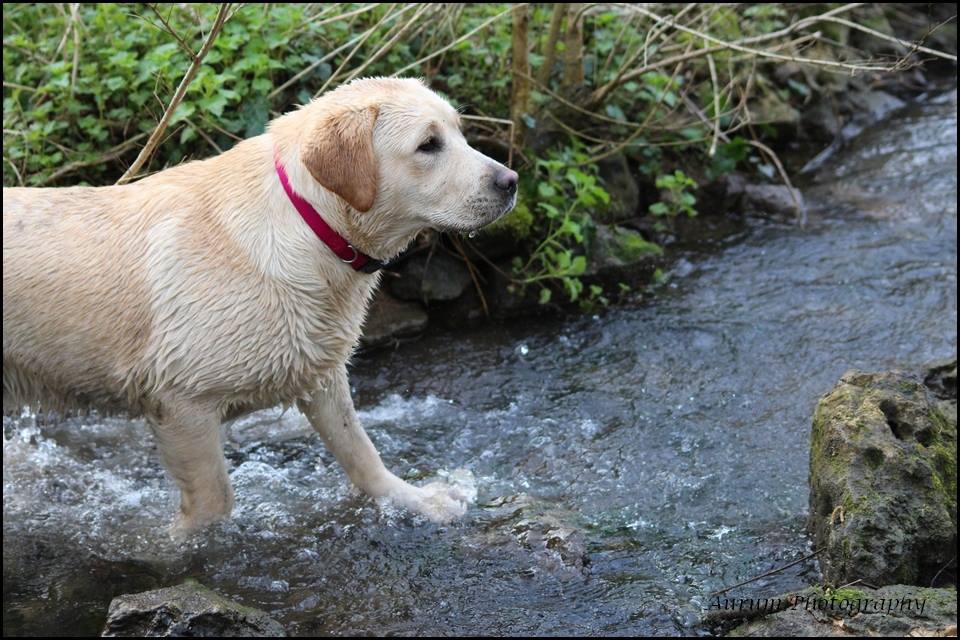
[69,3,82,97]
[270,4,416,100]
[582,45,695,163]
[3,155,25,186]
[709,548,824,597]
[42,132,149,185]
[588,3,867,105]
[53,4,74,60]
[116,3,230,184]
[747,139,806,226]
[2,40,51,66]
[681,91,807,226]
[391,5,523,78]
[144,4,195,58]
[200,114,243,141]
[706,53,720,157]
[287,3,380,39]
[537,4,568,87]
[929,554,957,587]
[187,119,223,154]
[821,15,957,62]
[345,4,432,83]
[317,3,405,96]
[592,3,697,106]
[2,81,37,93]
[622,4,906,73]
[599,9,638,79]
[450,235,489,317]
[515,68,642,129]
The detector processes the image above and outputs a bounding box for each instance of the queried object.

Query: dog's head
[294,77,517,235]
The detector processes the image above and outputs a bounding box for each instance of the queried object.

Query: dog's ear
[302,104,379,212]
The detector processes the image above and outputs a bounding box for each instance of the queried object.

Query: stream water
[3,89,956,636]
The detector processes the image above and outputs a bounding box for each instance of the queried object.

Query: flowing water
[3,89,957,636]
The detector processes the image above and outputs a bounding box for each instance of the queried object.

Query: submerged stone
[101,580,286,637]
[462,493,589,574]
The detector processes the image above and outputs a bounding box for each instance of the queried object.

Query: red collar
[273,147,384,273]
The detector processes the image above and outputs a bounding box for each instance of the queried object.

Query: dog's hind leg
[298,364,471,523]
[147,396,234,536]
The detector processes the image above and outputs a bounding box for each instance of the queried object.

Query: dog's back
[3,185,159,413]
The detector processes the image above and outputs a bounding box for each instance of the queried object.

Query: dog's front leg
[298,364,470,522]
[147,396,234,536]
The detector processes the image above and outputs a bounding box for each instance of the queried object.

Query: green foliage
[2,3,521,186]
[3,2,911,312]
[708,137,749,179]
[4,4,326,184]
[510,145,611,305]
[649,170,698,219]
[490,199,534,239]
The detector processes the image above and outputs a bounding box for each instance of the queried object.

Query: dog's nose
[494,168,519,195]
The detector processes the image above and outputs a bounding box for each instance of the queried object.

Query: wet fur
[3,77,516,533]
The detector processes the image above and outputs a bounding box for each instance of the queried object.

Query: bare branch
[345,4,433,83]
[144,4,195,58]
[69,3,81,97]
[116,4,230,184]
[43,132,149,185]
[391,5,522,78]
[622,4,901,72]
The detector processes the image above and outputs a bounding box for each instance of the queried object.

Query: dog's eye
[417,137,442,153]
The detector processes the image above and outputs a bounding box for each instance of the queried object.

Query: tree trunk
[561,3,585,90]
[509,3,532,134]
[537,4,567,88]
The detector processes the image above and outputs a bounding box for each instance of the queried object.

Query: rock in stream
[101,580,286,637]
[807,359,957,587]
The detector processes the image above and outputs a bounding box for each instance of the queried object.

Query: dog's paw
[385,470,476,523]
[411,481,471,522]
[168,515,199,542]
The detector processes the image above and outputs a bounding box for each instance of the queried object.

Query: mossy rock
[808,359,957,587]
[586,224,661,275]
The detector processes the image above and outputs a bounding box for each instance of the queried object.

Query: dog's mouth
[432,194,518,235]
[476,192,518,228]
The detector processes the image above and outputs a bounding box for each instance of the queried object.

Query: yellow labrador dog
[2,77,518,534]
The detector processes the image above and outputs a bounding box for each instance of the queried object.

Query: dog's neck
[206,133,421,293]
[270,135,423,270]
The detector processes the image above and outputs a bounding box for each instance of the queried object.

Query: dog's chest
[144,264,376,405]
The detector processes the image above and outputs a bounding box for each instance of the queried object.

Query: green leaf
[180,125,197,144]
[649,202,669,216]
[537,182,556,198]
[170,101,196,125]
[569,255,587,275]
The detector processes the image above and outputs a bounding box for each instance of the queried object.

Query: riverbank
[359,62,959,351]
